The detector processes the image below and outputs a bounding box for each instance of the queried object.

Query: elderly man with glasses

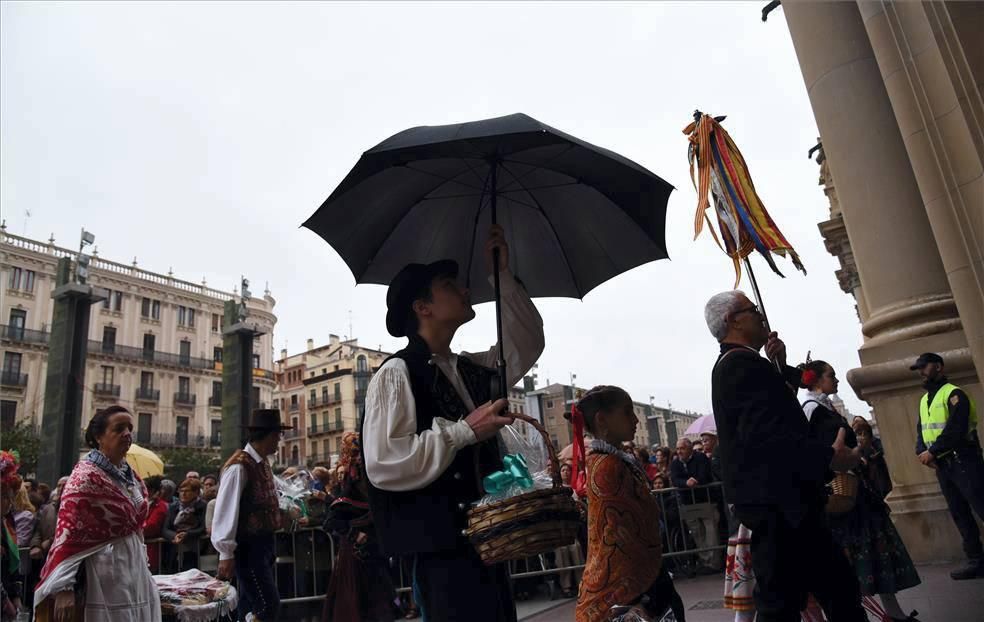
[704,290,865,622]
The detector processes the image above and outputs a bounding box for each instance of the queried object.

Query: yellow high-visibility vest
[920,383,979,446]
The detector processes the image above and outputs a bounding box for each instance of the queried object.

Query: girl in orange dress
[572,385,686,622]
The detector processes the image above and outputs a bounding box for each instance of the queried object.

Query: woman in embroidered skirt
[572,386,685,622]
[800,360,921,622]
[322,432,397,622]
[34,406,160,622]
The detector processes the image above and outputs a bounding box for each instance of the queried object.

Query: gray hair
[704,290,746,341]
[161,479,176,494]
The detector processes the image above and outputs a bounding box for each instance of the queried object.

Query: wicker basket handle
[506,412,563,489]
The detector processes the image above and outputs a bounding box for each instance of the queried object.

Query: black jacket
[162,498,207,543]
[915,376,980,459]
[670,451,714,503]
[711,344,833,526]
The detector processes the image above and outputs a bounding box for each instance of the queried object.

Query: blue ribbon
[483,453,534,495]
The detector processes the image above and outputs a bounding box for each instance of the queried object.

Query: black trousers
[413,547,516,622]
[235,534,280,622]
[936,450,984,560]
[736,505,866,622]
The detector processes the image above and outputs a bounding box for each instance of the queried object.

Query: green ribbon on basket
[483,453,534,495]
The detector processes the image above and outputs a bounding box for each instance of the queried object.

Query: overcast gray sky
[1,1,870,419]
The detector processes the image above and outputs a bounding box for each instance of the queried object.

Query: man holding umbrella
[363,224,544,622]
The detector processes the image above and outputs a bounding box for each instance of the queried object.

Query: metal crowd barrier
[19,483,728,614]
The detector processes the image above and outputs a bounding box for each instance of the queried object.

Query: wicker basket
[825,471,859,514]
[465,412,582,565]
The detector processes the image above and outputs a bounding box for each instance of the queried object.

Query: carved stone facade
[785,1,983,562]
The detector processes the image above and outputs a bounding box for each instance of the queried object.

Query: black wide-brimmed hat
[385,259,459,338]
[243,409,294,430]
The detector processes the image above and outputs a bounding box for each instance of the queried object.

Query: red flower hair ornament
[801,369,818,387]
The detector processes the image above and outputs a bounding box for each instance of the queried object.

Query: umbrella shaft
[490,162,508,399]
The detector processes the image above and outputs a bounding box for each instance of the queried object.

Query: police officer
[912,352,984,580]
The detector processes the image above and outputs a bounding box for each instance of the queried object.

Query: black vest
[365,335,503,555]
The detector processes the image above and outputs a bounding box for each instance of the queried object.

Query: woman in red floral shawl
[34,406,160,622]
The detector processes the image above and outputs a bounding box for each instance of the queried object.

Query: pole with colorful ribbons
[684,109,807,335]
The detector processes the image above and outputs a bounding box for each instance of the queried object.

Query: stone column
[858,0,984,384]
[783,1,972,561]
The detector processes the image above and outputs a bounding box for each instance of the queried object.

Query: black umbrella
[304,112,673,396]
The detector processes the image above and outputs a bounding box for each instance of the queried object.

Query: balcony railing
[89,340,216,371]
[174,392,197,406]
[284,428,303,440]
[94,383,121,397]
[311,394,342,408]
[0,324,49,345]
[0,372,28,387]
[209,395,222,407]
[135,387,160,402]
[210,434,221,448]
[289,402,300,412]
[308,421,345,436]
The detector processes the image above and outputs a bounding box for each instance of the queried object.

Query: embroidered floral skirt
[828,489,920,596]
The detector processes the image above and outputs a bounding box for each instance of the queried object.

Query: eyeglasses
[730,304,760,320]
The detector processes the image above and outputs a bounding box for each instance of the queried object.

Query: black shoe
[889,610,920,622]
[950,559,984,580]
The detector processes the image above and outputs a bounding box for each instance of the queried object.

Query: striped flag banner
[683,112,806,287]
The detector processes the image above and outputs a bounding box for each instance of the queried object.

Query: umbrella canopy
[126,443,164,479]
[304,112,674,304]
[684,413,717,437]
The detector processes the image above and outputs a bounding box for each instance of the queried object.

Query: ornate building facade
[784,1,983,561]
[0,227,278,450]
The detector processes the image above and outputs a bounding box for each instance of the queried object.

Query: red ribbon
[570,403,587,498]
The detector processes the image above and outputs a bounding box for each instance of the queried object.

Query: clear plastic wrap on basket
[274,470,314,517]
[472,453,554,508]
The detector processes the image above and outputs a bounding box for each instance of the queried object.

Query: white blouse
[801,389,835,422]
[363,270,545,492]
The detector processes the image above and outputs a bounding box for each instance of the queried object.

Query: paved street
[521,561,984,622]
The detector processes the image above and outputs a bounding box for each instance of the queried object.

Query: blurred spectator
[670,438,721,572]
[634,448,659,488]
[163,478,206,571]
[37,483,51,507]
[185,471,201,481]
[652,447,673,489]
[30,476,68,565]
[554,463,584,598]
[11,484,36,546]
[852,418,893,501]
[202,473,218,502]
[692,440,704,455]
[700,431,718,460]
[1,462,24,618]
[161,479,176,504]
[143,475,169,573]
[311,467,331,493]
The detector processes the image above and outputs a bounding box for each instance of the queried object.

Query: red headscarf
[570,403,588,498]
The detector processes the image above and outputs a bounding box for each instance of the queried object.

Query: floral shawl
[36,459,148,589]
[575,446,663,622]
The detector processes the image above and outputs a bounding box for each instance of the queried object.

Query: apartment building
[0,227,277,450]
[274,336,389,467]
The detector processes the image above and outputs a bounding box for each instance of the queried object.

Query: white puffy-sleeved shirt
[363,270,545,492]
[210,442,265,561]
